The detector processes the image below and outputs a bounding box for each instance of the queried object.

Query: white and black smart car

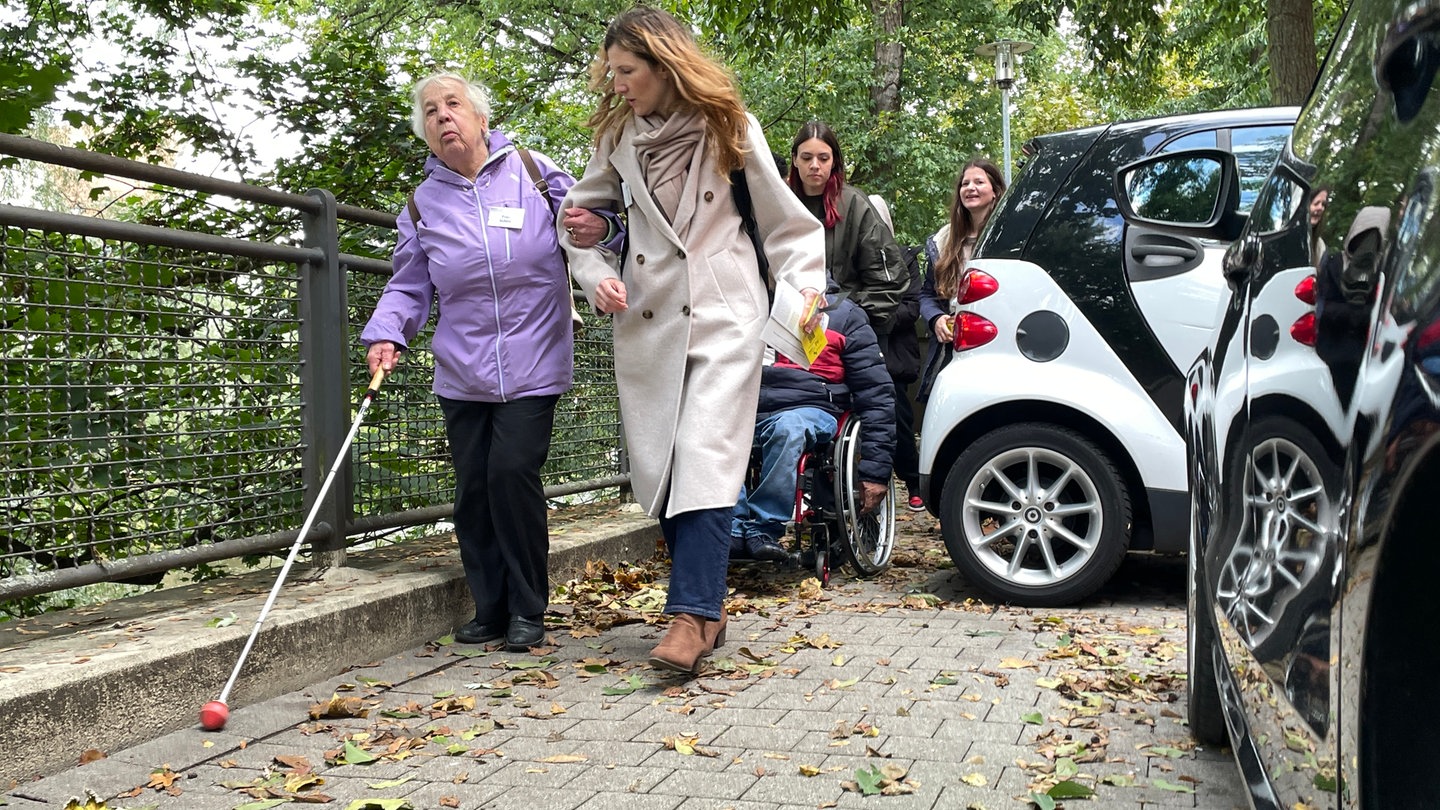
[917,107,1296,606]
[1119,0,1440,804]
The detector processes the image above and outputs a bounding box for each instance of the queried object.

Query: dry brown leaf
[274,755,312,772]
[308,694,370,720]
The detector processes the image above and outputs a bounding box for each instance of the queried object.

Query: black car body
[1118,0,1440,805]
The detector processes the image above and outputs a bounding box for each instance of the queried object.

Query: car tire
[1187,524,1229,746]
[1215,416,1335,662]
[938,423,1132,606]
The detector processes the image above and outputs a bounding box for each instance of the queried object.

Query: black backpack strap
[517,148,558,225]
[518,147,584,326]
[730,168,771,296]
[730,168,755,231]
[406,193,422,226]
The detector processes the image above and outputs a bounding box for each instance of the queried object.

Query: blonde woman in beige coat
[559,5,825,675]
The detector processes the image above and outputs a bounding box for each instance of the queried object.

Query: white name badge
[488,207,525,229]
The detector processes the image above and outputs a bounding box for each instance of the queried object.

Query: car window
[1163,131,1217,151]
[1231,125,1292,213]
[1245,171,1306,235]
[1161,126,1290,213]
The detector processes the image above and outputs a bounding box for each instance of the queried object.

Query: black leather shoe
[506,615,546,651]
[455,618,505,644]
[748,537,789,562]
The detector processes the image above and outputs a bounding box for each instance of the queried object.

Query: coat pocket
[700,248,762,322]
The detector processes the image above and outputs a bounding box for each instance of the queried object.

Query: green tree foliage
[1011,0,1348,113]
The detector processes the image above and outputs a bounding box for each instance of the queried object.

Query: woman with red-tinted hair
[787,121,905,335]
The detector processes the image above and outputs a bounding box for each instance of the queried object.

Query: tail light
[954,312,998,350]
[1294,274,1317,305]
[959,270,998,304]
[1291,274,1317,346]
[1290,313,1317,345]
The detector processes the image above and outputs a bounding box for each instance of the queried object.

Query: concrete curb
[0,510,661,784]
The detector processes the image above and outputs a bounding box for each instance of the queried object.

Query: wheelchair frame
[784,415,897,586]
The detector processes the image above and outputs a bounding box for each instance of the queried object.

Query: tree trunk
[1267,0,1318,105]
[871,0,904,116]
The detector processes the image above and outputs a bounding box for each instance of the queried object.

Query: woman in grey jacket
[560,7,826,675]
[363,73,614,652]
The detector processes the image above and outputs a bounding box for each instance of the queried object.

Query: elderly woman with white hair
[362,72,617,652]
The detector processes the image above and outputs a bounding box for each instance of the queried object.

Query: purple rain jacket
[363,131,592,402]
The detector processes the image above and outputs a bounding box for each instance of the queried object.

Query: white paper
[761,280,826,370]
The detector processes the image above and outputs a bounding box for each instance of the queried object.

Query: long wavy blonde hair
[586,6,749,176]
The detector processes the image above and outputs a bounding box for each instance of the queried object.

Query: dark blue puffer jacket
[758,295,895,484]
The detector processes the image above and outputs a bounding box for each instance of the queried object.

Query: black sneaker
[455,618,505,644]
[506,615,546,651]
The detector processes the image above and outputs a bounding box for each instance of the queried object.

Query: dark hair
[934,157,1007,299]
[1308,185,1331,259]
[787,120,846,228]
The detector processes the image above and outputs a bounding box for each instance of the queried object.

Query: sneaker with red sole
[907,495,925,512]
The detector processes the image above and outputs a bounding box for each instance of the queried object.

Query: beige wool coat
[560,114,826,518]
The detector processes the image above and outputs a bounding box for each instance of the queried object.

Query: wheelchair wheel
[801,524,833,587]
[831,418,895,577]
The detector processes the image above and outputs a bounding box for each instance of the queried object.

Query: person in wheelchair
[731,284,896,562]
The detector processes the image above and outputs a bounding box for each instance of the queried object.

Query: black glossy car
[1117,0,1440,805]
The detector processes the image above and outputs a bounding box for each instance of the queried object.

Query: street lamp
[975,39,1034,184]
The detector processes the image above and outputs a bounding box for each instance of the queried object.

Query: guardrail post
[300,188,348,568]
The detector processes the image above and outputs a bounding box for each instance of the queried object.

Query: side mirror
[1116,148,1244,239]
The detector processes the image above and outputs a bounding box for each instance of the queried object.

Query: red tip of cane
[200,700,230,731]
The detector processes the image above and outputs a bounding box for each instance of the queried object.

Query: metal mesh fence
[1,225,309,580]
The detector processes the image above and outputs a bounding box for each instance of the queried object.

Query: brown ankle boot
[649,613,708,674]
[703,611,728,651]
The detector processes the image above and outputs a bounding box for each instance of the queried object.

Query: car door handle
[1133,243,1199,261]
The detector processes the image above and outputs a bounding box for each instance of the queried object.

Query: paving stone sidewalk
[5,512,1246,810]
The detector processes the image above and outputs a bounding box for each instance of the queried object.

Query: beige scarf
[633,111,706,239]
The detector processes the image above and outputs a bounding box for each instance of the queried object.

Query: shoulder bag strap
[517,148,558,225]
[517,148,583,328]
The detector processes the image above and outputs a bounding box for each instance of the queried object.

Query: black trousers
[439,394,558,623]
[891,376,920,492]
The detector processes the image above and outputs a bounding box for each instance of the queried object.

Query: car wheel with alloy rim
[939,423,1132,606]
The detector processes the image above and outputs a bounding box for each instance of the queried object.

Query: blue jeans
[731,407,838,545]
[658,507,730,620]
